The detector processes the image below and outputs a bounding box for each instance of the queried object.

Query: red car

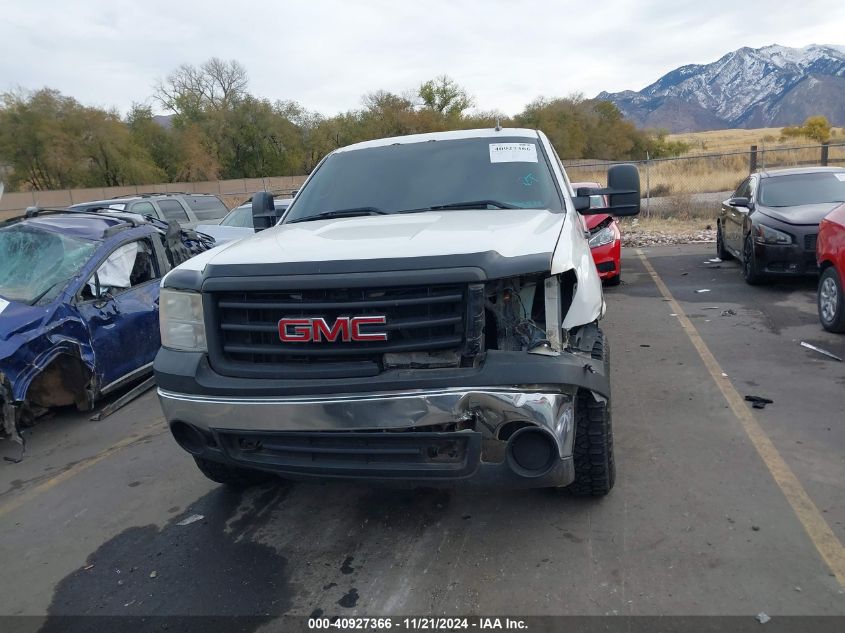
[817,203,845,332]
[572,181,622,285]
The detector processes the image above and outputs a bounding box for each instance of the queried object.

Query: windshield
[221,206,254,227]
[72,202,127,212]
[0,224,97,305]
[284,136,561,223]
[758,172,845,207]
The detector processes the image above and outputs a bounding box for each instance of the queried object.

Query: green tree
[0,89,161,190]
[172,124,221,182]
[127,104,180,181]
[418,76,473,117]
[515,96,590,157]
[77,106,164,186]
[0,89,85,189]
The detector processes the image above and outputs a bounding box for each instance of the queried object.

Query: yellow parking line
[636,248,845,588]
[0,422,165,519]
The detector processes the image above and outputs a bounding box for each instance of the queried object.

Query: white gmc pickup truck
[154,127,640,496]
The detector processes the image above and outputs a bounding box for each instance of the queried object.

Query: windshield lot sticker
[0,298,8,314]
[489,143,538,163]
[835,173,845,181]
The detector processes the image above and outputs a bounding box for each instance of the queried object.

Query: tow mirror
[728,196,750,209]
[251,192,277,232]
[606,164,640,216]
[572,164,641,216]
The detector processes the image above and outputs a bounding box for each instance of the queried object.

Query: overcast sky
[4,0,845,117]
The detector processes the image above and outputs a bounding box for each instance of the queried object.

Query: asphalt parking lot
[1,243,844,628]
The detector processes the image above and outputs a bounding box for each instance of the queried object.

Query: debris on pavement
[756,612,771,624]
[745,395,774,410]
[621,224,716,247]
[83,564,94,571]
[695,289,711,293]
[176,513,205,526]
[149,570,157,578]
[721,309,737,316]
[799,341,843,362]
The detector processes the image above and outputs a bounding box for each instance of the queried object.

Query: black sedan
[717,167,845,284]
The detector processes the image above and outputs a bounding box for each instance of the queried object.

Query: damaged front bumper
[155,347,609,488]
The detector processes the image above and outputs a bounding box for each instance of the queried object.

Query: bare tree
[155,58,248,117]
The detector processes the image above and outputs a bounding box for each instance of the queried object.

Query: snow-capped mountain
[597,44,845,132]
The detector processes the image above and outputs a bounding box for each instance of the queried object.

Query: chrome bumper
[158,387,575,454]
[158,387,578,487]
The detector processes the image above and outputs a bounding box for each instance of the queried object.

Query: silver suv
[70,193,229,229]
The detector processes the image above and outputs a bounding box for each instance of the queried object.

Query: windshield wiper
[286,207,388,224]
[398,200,519,213]
[28,280,66,306]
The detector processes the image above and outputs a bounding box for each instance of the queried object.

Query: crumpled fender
[1,303,95,403]
[551,210,606,330]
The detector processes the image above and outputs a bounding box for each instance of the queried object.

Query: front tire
[567,390,615,497]
[604,272,621,287]
[194,457,274,488]
[818,267,845,332]
[742,235,764,285]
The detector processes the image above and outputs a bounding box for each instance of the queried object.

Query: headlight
[160,289,207,352]
[589,225,616,248]
[754,224,792,245]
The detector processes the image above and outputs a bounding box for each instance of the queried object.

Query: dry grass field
[668,127,844,153]
[568,127,845,202]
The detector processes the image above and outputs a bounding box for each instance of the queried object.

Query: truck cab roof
[335,127,540,153]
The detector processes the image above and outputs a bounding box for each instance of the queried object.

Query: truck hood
[757,203,842,226]
[190,209,566,274]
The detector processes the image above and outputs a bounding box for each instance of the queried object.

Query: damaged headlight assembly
[160,289,207,352]
[588,225,616,248]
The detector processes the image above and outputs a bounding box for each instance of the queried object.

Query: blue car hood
[0,296,50,353]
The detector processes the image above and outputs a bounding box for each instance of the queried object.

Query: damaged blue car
[0,210,212,448]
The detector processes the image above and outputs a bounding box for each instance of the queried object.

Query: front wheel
[194,457,275,488]
[604,272,621,287]
[818,267,845,332]
[567,390,615,497]
[742,236,764,285]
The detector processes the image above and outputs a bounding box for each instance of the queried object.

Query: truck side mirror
[571,164,641,216]
[251,192,277,232]
[606,164,640,216]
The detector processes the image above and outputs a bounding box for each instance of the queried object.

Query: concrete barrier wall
[0,175,309,221]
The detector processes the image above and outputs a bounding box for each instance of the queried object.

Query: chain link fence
[564,142,845,220]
